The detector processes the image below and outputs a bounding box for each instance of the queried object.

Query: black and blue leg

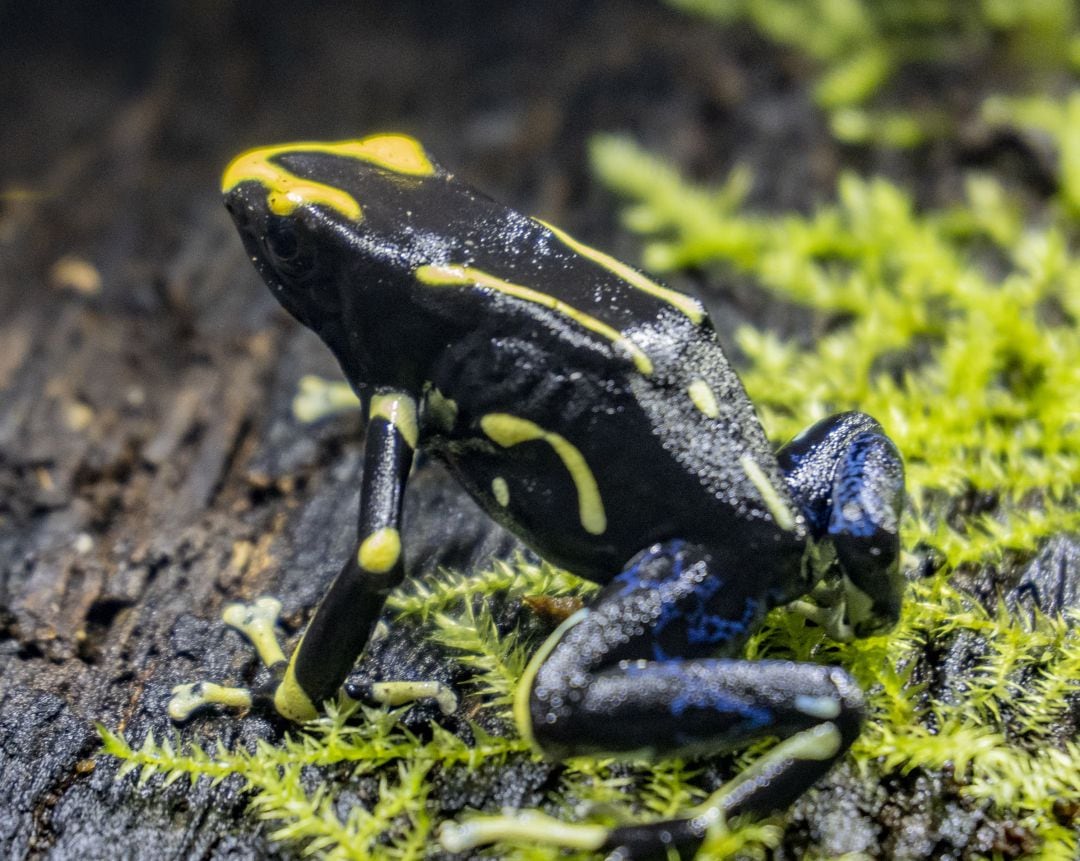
[441,541,866,859]
[170,390,454,721]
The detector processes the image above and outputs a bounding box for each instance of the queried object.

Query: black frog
[171,135,905,858]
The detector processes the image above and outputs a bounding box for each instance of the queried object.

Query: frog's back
[410,227,807,584]
[225,140,806,584]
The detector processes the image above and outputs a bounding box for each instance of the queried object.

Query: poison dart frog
[170,134,905,859]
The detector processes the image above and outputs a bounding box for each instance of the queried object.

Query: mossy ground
[102,4,1080,859]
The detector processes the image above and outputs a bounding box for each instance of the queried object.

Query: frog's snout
[223,183,262,232]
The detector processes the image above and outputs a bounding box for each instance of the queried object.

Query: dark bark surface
[0,1,1024,858]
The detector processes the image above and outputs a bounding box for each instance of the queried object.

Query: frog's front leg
[441,541,865,859]
[778,411,905,641]
[171,390,433,722]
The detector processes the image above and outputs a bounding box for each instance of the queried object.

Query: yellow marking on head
[536,218,705,324]
[273,649,318,722]
[513,608,590,755]
[688,378,720,418]
[481,414,606,535]
[339,134,436,175]
[221,134,436,221]
[369,392,419,449]
[358,527,402,573]
[739,454,796,532]
[415,263,654,376]
[491,476,510,507]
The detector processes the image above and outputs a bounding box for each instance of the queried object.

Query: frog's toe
[222,596,287,669]
[167,595,289,723]
[167,681,253,722]
[438,810,607,854]
[348,679,459,715]
[292,375,361,423]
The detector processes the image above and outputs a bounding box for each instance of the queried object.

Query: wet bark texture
[0,1,1041,857]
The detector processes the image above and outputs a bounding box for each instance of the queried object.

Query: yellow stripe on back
[221,134,436,221]
[415,263,654,376]
[536,218,705,324]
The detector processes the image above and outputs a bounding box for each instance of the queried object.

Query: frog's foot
[787,579,856,642]
[439,811,607,854]
[347,680,458,715]
[439,721,845,859]
[292,375,362,424]
[777,411,905,641]
[168,596,287,722]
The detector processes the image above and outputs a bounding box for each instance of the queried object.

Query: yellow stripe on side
[369,391,419,448]
[480,414,606,535]
[536,218,705,324]
[415,263,654,376]
[221,134,436,221]
[740,454,797,532]
[513,608,590,754]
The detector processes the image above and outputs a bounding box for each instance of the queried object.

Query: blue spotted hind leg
[441,541,865,859]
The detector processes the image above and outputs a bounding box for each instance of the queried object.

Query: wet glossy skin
[183,135,906,859]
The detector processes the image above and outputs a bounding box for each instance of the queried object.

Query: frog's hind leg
[440,541,865,859]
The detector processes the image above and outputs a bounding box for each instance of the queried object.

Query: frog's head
[221,135,442,377]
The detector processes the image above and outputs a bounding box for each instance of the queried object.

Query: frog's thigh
[273,391,418,721]
[513,541,864,857]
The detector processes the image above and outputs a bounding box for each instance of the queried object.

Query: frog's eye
[264,221,317,282]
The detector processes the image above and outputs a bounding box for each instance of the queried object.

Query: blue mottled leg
[442,542,865,858]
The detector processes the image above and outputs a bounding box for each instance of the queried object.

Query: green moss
[668,0,1080,146]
